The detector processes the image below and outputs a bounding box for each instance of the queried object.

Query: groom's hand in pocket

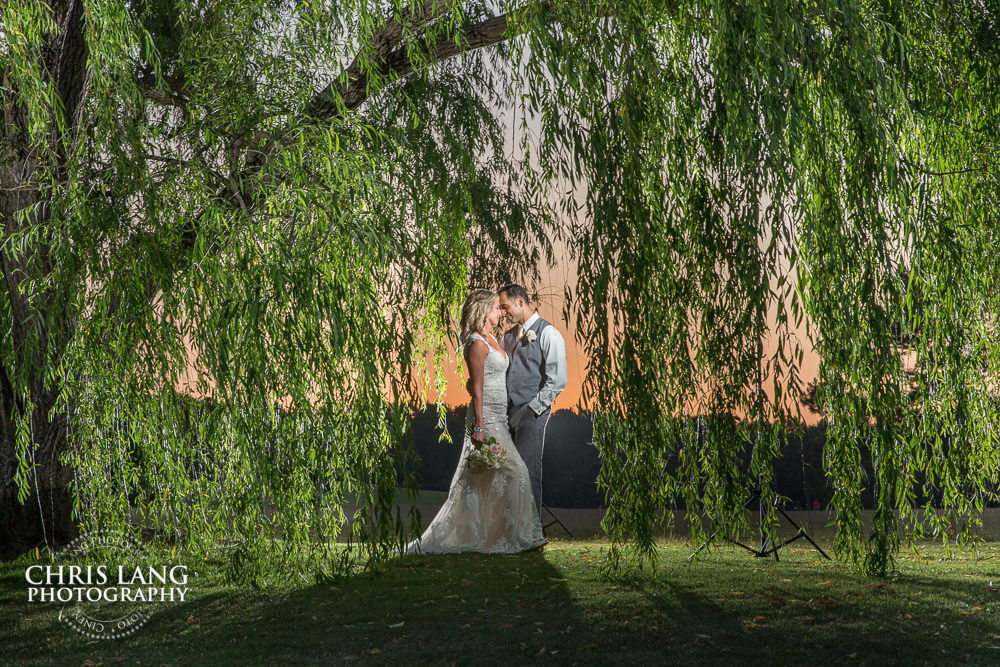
[511,404,531,428]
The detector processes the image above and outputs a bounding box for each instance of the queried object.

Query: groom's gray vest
[506,316,552,408]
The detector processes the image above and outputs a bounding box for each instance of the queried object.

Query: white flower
[522,329,537,343]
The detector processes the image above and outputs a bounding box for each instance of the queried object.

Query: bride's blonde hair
[459,289,498,347]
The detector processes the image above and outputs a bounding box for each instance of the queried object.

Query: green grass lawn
[3,538,1000,665]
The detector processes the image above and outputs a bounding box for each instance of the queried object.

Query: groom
[497,284,567,519]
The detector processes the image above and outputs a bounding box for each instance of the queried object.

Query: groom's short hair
[498,283,530,304]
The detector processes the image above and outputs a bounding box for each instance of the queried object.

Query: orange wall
[429,269,822,424]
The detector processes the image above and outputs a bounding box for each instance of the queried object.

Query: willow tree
[1,0,558,583]
[557,0,1000,576]
[2,0,998,584]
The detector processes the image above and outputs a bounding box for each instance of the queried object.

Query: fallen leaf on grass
[389,621,404,628]
[816,581,832,586]
[808,598,841,609]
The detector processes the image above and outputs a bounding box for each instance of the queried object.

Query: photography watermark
[25,529,189,640]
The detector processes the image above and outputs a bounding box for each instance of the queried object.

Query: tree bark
[0,384,79,559]
[0,0,87,560]
[0,447,78,560]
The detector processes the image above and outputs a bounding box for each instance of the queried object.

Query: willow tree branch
[180,9,525,259]
[306,9,509,117]
[164,2,619,267]
[137,71,190,108]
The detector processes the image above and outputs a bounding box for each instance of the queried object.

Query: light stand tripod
[689,345,830,562]
[541,504,576,539]
[689,491,830,561]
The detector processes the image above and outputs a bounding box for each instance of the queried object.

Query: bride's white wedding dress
[404,333,546,554]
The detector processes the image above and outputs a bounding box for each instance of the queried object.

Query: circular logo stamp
[25,529,189,640]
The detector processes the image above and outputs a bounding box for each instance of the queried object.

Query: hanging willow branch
[515,0,1000,576]
[1,0,998,584]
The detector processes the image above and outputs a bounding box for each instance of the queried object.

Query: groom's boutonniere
[521,329,537,344]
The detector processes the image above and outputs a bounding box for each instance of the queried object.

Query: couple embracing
[404,284,567,555]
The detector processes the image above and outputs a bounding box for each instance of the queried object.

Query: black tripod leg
[689,494,762,559]
[776,507,831,560]
[542,505,576,540]
[689,494,831,562]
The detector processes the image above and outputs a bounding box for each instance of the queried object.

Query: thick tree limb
[137,71,190,108]
[306,12,512,118]
[151,2,619,269]
[54,0,88,147]
[174,8,524,260]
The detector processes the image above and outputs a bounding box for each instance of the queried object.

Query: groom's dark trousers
[504,313,564,519]
[508,403,550,519]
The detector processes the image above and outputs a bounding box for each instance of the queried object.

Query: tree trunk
[0,480,78,560]
[0,407,78,560]
[0,0,88,561]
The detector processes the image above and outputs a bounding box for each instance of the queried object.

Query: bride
[404,289,547,554]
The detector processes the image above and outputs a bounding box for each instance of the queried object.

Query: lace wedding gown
[404,333,545,554]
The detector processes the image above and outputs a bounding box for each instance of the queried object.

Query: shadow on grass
[2,548,578,666]
[4,542,1000,665]
[626,545,1000,665]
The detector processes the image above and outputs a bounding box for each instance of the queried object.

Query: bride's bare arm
[465,339,488,444]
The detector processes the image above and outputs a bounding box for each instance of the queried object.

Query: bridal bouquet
[466,432,507,474]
